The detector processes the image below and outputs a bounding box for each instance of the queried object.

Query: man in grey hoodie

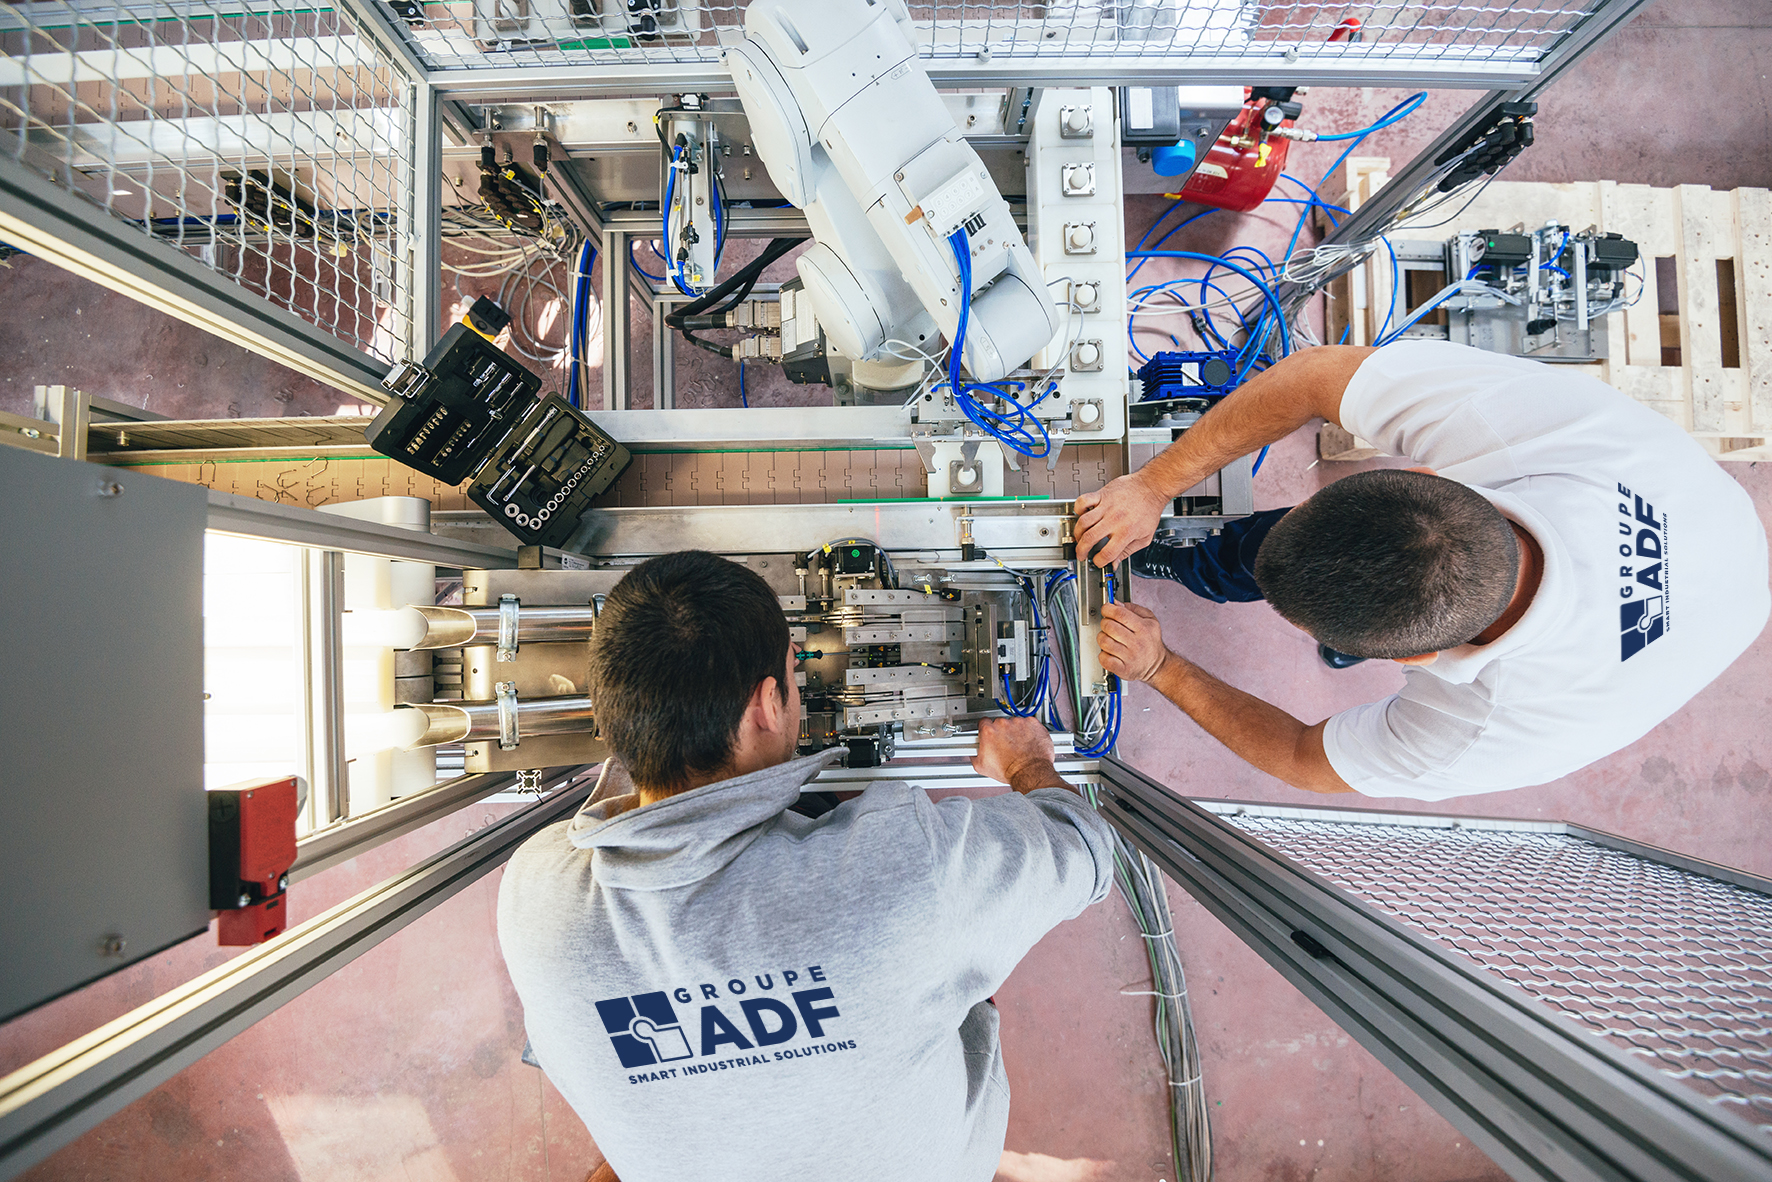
[497,550,1117,1181]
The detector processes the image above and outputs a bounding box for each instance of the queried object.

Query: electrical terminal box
[208,775,299,946]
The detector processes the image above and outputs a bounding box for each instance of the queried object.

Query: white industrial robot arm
[724,0,1061,384]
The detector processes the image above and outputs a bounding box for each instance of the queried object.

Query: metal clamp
[496,594,520,663]
[380,359,432,400]
[495,681,520,750]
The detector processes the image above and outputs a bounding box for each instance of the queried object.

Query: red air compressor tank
[1177,90,1296,213]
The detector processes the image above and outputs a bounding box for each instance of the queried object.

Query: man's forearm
[1145,652,1351,794]
[1138,346,1372,499]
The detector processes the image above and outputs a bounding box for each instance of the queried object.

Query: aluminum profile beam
[427,53,1556,103]
[292,766,582,882]
[1092,757,1772,1182]
[408,83,446,356]
[333,0,434,85]
[299,548,347,830]
[205,489,518,568]
[33,109,403,169]
[0,154,390,403]
[600,228,631,409]
[567,500,1076,559]
[602,204,808,237]
[0,36,371,87]
[0,770,597,1182]
[581,406,912,451]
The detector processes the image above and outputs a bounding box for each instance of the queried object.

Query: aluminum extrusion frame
[291,765,582,882]
[1092,757,1772,1182]
[427,56,1578,105]
[205,489,518,568]
[1274,0,1658,306]
[0,769,598,1182]
[0,154,391,404]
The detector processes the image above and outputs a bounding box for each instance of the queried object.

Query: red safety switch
[209,775,300,946]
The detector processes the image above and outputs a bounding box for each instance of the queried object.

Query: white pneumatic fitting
[1067,225,1094,251]
[1066,170,1090,193]
[1075,342,1101,368]
[1076,402,1101,426]
[1073,282,1099,311]
[1064,107,1091,135]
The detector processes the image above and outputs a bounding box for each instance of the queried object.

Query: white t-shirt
[1321,342,1769,801]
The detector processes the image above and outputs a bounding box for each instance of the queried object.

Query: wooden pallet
[1320,165,1772,462]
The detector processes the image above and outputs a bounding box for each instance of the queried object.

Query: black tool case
[365,321,630,549]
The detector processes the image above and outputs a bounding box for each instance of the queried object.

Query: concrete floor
[4,1,1770,1179]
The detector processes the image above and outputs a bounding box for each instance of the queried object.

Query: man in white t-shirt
[1074,342,1769,800]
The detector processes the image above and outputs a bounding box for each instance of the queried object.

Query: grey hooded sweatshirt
[497,749,1114,1182]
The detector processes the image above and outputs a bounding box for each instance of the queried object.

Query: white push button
[1076,342,1100,367]
[1068,224,1093,250]
[1077,402,1101,424]
[1074,282,1099,310]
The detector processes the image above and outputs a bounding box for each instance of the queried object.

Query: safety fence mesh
[395,0,1602,72]
[1,1,417,363]
[1220,814,1772,1139]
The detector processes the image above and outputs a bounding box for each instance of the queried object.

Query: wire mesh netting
[1,1,418,363]
[1220,814,1772,1139]
[395,0,1602,71]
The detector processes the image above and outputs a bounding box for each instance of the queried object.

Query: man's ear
[751,676,787,734]
[1394,651,1439,666]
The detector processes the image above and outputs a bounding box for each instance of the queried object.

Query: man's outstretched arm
[1074,345,1375,567]
[973,715,1073,794]
[1098,603,1354,795]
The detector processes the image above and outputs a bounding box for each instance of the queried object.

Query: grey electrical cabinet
[0,445,210,1021]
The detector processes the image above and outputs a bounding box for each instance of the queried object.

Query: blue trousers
[1160,506,1292,603]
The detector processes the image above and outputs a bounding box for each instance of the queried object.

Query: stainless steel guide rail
[1093,756,1772,1182]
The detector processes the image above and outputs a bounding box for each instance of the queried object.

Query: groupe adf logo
[596,992,695,1069]
[595,968,845,1072]
[1615,483,1668,662]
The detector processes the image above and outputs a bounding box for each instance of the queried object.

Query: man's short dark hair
[1252,469,1519,659]
[591,550,789,790]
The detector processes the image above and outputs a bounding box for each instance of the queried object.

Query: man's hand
[1074,472,1173,567]
[1099,602,1171,684]
[974,716,1068,795]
